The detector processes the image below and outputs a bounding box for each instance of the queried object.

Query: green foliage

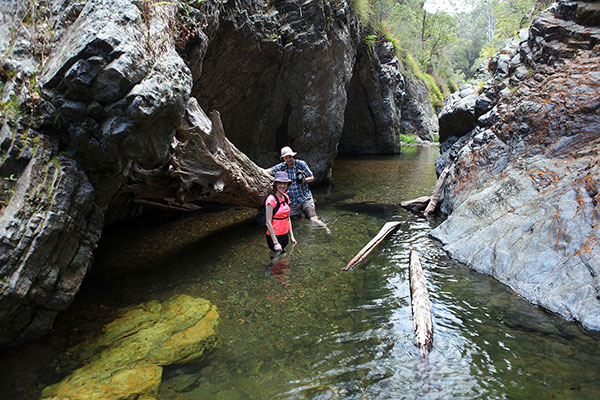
[362,34,378,51]
[353,0,464,106]
[352,0,373,24]
[472,43,496,74]
[470,0,539,74]
[432,133,439,143]
[0,94,23,125]
[398,49,424,81]
[398,133,417,143]
[477,79,485,93]
[423,73,444,109]
[493,0,536,39]
[49,157,61,169]
[0,275,10,295]
[447,78,458,93]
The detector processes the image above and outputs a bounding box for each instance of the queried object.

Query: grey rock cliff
[339,41,437,154]
[432,0,600,330]
[187,0,437,175]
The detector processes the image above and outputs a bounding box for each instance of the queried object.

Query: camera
[296,172,305,184]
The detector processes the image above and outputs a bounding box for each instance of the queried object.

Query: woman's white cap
[280,146,297,158]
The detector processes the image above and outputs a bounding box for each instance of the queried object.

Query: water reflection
[1,146,599,399]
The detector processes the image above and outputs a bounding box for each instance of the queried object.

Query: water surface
[2,146,599,399]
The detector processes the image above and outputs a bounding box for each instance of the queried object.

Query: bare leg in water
[309,216,331,234]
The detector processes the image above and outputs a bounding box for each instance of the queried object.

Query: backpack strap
[269,193,287,220]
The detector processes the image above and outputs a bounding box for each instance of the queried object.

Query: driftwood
[409,249,433,356]
[343,221,401,271]
[423,166,450,217]
[399,165,450,216]
[399,196,430,213]
[123,98,272,209]
[133,199,202,212]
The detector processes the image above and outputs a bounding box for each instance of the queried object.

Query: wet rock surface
[40,294,219,400]
[433,0,600,330]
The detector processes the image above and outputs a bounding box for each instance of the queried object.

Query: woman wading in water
[266,171,297,256]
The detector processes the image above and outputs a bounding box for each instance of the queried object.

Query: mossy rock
[41,294,219,400]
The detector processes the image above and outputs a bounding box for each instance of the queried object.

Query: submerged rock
[41,294,219,400]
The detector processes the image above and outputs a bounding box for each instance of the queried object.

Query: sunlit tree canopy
[351,0,550,105]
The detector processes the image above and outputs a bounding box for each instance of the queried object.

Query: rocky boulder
[188,0,358,181]
[0,0,266,347]
[41,294,219,400]
[432,0,600,330]
[40,0,193,211]
[400,71,439,141]
[187,0,437,177]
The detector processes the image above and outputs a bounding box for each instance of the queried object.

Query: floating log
[409,249,433,356]
[423,165,450,217]
[343,221,401,271]
[400,196,431,213]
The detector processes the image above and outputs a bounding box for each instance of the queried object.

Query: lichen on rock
[40,294,219,400]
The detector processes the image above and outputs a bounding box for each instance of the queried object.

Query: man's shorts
[290,197,317,219]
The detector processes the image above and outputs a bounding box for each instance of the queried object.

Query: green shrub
[352,0,373,24]
[398,133,417,143]
[423,73,444,109]
[362,34,377,51]
[447,78,458,93]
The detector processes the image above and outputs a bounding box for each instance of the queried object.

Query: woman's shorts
[266,233,289,253]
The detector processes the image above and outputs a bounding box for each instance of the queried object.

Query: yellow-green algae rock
[41,294,219,400]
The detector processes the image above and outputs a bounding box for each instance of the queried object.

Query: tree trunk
[343,221,401,271]
[400,196,431,213]
[124,98,273,209]
[423,165,450,217]
[409,249,433,356]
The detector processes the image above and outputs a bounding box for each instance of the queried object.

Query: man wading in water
[265,146,330,233]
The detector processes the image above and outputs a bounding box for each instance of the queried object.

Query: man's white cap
[280,146,297,158]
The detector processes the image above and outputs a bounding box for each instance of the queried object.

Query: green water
[2,146,600,399]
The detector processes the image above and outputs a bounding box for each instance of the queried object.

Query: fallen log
[423,165,450,217]
[122,98,272,210]
[409,249,433,356]
[399,196,431,213]
[343,221,401,271]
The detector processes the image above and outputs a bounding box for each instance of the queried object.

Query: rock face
[190,0,356,180]
[432,0,600,330]
[0,0,436,346]
[41,294,219,400]
[188,0,437,177]
[339,41,437,154]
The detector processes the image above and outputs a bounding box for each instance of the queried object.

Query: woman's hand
[274,242,282,252]
[291,237,297,245]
